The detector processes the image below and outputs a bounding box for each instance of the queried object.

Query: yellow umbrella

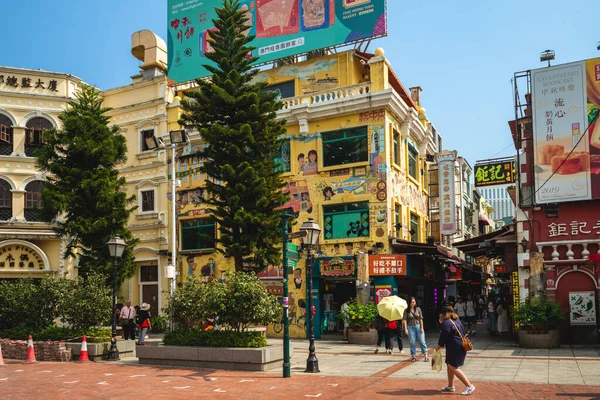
[377,296,408,321]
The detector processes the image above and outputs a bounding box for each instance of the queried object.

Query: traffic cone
[0,340,5,366]
[26,335,36,363]
[79,335,89,362]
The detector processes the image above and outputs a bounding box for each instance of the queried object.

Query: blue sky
[1,0,598,166]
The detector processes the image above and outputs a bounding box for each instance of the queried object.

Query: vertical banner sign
[512,271,519,330]
[531,57,600,203]
[167,0,388,83]
[437,150,457,235]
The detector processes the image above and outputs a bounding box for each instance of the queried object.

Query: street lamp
[299,217,321,373]
[106,236,126,361]
[540,49,555,67]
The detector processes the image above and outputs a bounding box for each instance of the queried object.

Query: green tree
[35,84,138,284]
[179,0,289,272]
[61,273,112,330]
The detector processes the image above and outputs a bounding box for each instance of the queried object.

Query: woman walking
[137,303,152,346]
[487,298,497,335]
[436,305,476,396]
[496,300,509,335]
[374,314,392,354]
[402,297,429,362]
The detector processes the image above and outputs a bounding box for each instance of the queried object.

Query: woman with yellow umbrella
[377,295,408,354]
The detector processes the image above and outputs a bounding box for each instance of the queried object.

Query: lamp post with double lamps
[299,217,321,373]
[106,236,126,361]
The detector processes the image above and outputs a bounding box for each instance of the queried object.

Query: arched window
[25,117,53,157]
[24,180,44,221]
[0,114,13,156]
[0,179,12,220]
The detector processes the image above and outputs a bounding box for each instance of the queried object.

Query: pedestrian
[455,297,466,323]
[374,314,390,354]
[385,319,397,354]
[393,318,404,353]
[465,294,477,336]
[137,303,152,346]
[341,299,350,341]
[134,305,141,340]
[487,297,497,335]
[119,300,136,340]
[436,305,476,396]
[402,297,429,362]
[496,300,509,335]
[478,295,485,320]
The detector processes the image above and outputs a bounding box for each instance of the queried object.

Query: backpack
[375,316,386,331]
[387,320,397,330]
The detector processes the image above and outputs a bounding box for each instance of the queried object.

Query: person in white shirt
[119,300,136,340]
[455,297,467,322]
[465,295,477,335]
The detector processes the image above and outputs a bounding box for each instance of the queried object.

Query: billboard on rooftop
[167,0,387,83]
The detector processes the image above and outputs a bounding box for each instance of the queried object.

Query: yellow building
[169,48,441,338]
[0,67,82,280]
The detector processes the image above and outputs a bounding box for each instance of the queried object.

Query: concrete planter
[348,329,378,345]
[66,340,136,361]
[136,344,284,371]
[518,329,560,349]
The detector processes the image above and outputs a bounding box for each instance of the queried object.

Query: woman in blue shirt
[435,305,476,396]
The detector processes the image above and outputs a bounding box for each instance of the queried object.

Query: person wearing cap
[137,303,152,346]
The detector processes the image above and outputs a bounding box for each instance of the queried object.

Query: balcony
[536,239,600,262]
[280,82,372,111]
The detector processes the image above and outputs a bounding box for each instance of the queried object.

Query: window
[410,213,419,243]
[0,114,13,156]
[273,139,291,173]
[24,180,44,221]
[25,117,52,157]
[181,217,216,251]
[0,179,12,221]
[141,190,155,212]
[323,201,369,240]
[264,81,295,99]
[322,126,368,167]
[394,203,401,236]
[408,145,418,180]
[140,265,158,282]
[140,129,156,152]
[393,131,400,165]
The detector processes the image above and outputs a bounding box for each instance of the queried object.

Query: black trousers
[122,322,136,340]
[377,329,393,349]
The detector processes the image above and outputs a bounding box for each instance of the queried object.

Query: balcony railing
[24,208,42,222]
[536,239,600,262]
[281,83,371,110]
[0,208,11,221]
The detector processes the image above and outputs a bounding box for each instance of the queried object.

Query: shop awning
[453,224,515,257]
[478,211,491,226]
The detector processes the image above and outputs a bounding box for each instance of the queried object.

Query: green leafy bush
[170,272,281,333]
[150,315,168,333]
[514,296,564,332]
[0,326,111,343]
[163,329,267,348]
[339,301,378,332]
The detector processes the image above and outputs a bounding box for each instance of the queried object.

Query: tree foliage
[35,84,138,284]
[179,0,289,272]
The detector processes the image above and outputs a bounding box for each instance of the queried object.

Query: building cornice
[0,66,85,83]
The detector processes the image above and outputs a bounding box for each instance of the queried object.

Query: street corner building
[0,67,83,280]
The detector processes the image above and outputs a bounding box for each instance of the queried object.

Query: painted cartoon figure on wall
[200,258,214,282]
[346,221,365,237]
[293,268,303,289]
[186,255,197,276]
[322,186,335,200]
[345,242,353,255]
[333,243,341,255]
[299,150,318,175]
[297,153,305,174]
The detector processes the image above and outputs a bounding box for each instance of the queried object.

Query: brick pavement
[2,360,600,400]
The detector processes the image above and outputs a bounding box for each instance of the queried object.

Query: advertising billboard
[368,254,406,276]
[167,0,388,83]
[437,150,457,236]
[531,57,600,204]
[474,159,515,187]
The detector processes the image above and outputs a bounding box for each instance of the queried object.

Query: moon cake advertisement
[167,0,387,83]
[531,57,600,203]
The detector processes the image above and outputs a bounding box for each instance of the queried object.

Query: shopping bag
[431,349,443,372]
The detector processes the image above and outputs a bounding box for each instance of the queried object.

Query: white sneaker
[462,386,476,396]
[441,386,455,392]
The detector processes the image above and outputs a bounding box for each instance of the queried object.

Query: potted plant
[514,295,564,348]
[340,301,378,345]
[150,315,168,333]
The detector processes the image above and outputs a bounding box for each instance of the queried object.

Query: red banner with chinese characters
[533,203,600,242]
[369,254,407,276]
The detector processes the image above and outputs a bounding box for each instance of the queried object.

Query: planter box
[518,329,560,349]
[66,340,136,361]
[348,329,378,345]
[136,344,283,371]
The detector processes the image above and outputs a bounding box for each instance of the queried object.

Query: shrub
[150,315,168,333]
[170,276,227,330]
[0,326,111,343]
[60,273,112,329]
[163,329,267,348]
[514,296,564,332]
[339,301,378,332]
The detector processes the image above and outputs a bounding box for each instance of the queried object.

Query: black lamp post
[299,217,321,373]
[106,236,126,361]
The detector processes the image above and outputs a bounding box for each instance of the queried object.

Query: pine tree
[36,84,138,285]
[179,0,288,272]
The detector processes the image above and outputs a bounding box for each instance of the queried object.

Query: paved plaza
[3,328,600,399]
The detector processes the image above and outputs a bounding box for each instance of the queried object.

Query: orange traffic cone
[79,335,89,362]
[0,340,5,366]
[26,335,36,363]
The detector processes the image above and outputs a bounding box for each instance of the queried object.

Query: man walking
[120,300,136,340]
